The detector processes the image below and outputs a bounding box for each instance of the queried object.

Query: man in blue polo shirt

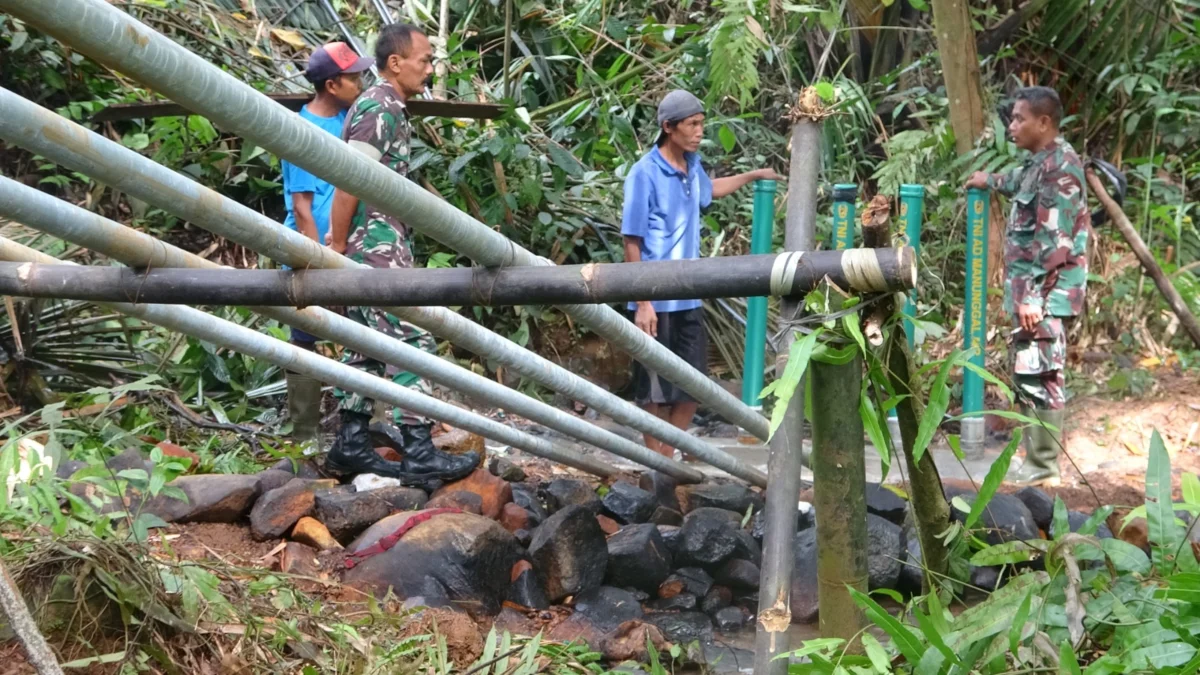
[622,89,782,459]
[280,42,372,447]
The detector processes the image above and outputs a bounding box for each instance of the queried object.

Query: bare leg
[642,403,674,458]
[666,401,698,460]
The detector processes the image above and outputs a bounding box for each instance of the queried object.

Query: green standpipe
[899,184,925,346]
[962,188,990,459]
[741,179,777,408]
[831,184,858,250]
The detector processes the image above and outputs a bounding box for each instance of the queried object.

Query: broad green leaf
[1079,506,1115,536]
[914,608,958,665]
[860,389,891,480]
[965,429,1021,529]
[849,588,924,664]
[912,352,957,463]
[1156,572,1200,604]
[777,638,845,660]
[1147,430,1190,574]
[1129,642,1197,670]
[546,142,585,178]
[1183,473,1200,505]
[1010,590,1033,653]
[814,81,835,102]
[1053,497,1070,541]
[718,124,737,152]
[1102,538,1151,575]
[1060,642,1083,675]
[860,633,889,674]
[61,651,126,668]
[766,330,821,438]
[959,360,1013,403]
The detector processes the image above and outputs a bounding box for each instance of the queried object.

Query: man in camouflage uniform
[324,24,478,485]
[967,86,1088,486]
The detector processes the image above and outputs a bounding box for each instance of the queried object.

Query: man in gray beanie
[621,89,782,460]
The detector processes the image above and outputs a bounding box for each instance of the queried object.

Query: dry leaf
[248,46,269,60]
[745,16,767,44]
[270,28,307,49]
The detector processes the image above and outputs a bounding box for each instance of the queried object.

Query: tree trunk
[932,0,1004,284]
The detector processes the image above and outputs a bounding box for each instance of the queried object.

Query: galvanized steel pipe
[0,87,764,486]
[0,237,618,479]
[0,0,771,441]
[0,176,701,483]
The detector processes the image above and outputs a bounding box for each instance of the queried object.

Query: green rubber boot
[286,371,322,452]
[1007,408,1064,486]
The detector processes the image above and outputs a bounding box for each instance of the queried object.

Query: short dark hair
[655,120,677,147]
[1015,86,1063,126]
[375,23,422,65]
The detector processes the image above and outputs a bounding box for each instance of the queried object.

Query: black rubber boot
[399,423,480,482]
[325,410,388,479]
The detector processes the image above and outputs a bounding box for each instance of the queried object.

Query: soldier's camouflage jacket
[986,137,1089,318]
[342,82,415,269]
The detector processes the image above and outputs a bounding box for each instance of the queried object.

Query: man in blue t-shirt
[281,42,372,445]
[622,90,781,459]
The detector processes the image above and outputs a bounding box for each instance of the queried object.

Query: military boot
[370,420,480,483]
[1006,408,1064,486]
[286,371,322,451]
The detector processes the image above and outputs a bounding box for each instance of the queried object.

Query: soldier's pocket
[1010,191,1038,233]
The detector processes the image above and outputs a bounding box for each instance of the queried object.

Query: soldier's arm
[330,100,388,252]
[985,165,1023,197]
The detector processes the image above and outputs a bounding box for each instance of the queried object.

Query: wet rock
[1014,486,1055,532]
[898,528,925,593]
[427,490,484,515]
[574,586,644,630]
[639,472,682,512]
[597,514,621,535]
[602,482,657,524]
[55,459,86,480]
[513,529,532,547]
[789,528,819,623]
[269,458,322,479]
[280,541,320,576]
[432,468,512,520]
[142,474,261,523]
[650,506,683,526]
[606,524,672,592]
[712,606,746,631]
[675,508,744,568]
[647,611,713,644]
[598,621,670,663]
[106,448,153,473]
[867,514,904,590]
[256,469,296,494]
[315,486,428,542]
[657,525,682,555]
[434,428,485,455]
[344,510,521,615]
[733,590,759,611]
[1050,510,1115,540]
[732,530,762,565]
[650,592,697,611]
[250,479,337,540]
[511,483,548,527]
[292,516,342,551]
[677,484,762,516]
[494,607,539,636]
[625,589,651,603]
[488,457,526,482]
[865,483,908,525]
[750,501,815,542]
[659,568,713,599]
[499,502,530,533]
[970,565,1002,593]
[702,643,756,674]
[953,493,1038,545]
[714,559,760,590]
[540,478,601,515]
[509,565,549,610]
[528,504,609,602]
[701,586,733,615]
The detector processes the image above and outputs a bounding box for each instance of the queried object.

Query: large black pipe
[0,249,915,307]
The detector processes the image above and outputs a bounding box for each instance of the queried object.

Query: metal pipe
[741,180,776,408]
[962,187,989,459]
[0,87,764,486]
[0,238,618,479]
[0,251,916,307]
[0,0,770,442]
[831,183,858,251]
[0,176,700,483]
[753,117,821,675]
[899,184,925,347]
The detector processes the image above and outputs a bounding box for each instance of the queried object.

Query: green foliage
[707,0,768,107]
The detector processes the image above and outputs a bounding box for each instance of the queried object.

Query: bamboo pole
[753,110,822,675]
[0,237,619,479]
[1086,169,1200,349]
[0,251,915,307]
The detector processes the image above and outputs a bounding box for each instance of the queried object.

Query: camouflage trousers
[1010,315,1067,411]
[334,226,433,425]
[334,306,437,425]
